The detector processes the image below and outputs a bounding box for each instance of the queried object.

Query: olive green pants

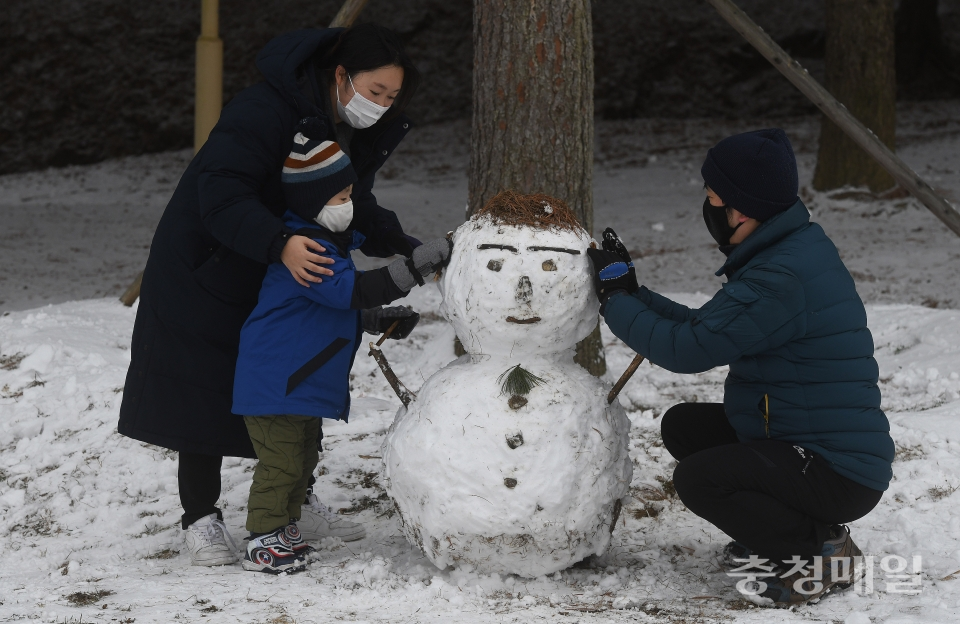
[243,415,320,534]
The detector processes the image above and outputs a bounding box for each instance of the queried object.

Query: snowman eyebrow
[528,246,581,255]
[478,243,518,252]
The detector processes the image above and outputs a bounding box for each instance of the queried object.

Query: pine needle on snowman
[381,191,633,577]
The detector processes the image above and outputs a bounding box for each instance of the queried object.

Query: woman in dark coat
[118,24,422,564]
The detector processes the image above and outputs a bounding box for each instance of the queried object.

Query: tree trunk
[896,0,960,96]
[468,0,605,376]
[813,0,896,193]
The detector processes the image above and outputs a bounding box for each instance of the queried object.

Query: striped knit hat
[281,118,358,222]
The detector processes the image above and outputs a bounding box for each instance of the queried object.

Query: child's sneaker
[299,488,366,542]
[242,527,307,574]
[184,513,239,567]
[284,522,314,555]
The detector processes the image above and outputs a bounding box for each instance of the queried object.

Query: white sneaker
[184,513,239,566]
[299,491,366,542]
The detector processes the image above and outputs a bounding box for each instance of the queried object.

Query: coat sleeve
[293,260,357,310]
[603,266,807,374]
[634,286,696,323]
[289,237,406,309]
[195,97,289,264]
[351,169,404,258]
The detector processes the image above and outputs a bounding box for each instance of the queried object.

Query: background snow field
[2,287,960,623]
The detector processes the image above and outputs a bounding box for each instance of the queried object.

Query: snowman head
[440,191,600,358]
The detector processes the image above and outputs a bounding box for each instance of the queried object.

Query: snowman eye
[487,259,503,272]
[528,246,580,255]
[542,259,557,271]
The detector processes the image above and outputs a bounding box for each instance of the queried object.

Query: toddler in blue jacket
[233,123,451,573]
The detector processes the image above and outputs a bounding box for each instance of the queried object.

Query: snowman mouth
[506,316,542,324]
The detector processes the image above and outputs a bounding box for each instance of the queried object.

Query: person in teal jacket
[588,129,893,607]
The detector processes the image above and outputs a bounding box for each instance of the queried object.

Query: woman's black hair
[315,23,422,123]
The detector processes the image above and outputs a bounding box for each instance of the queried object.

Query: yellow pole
[194,0,223,152]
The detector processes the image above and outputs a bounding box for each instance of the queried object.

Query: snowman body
[382,215,633,577]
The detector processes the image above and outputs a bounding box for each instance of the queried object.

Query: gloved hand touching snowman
[362,306,420,339]
[587,227,639,311]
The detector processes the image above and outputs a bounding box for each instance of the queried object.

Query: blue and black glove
[362,306,420,339]
[587,227,638,311]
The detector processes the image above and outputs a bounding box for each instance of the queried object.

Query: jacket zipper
[762,393,770,438]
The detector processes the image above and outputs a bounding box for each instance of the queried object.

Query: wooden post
[194,0,223,153]
[703,0,960,238]
[119,271,143,307]
[330,0,370,28]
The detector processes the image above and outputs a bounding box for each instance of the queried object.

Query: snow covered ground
[2,289,960,623]
[2,102,960,622]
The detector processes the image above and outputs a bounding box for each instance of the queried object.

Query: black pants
[178,441,322,530]
[178,452,224,529]
[661,403,883,562]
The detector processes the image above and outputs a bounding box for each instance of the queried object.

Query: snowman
[381,192,633,578]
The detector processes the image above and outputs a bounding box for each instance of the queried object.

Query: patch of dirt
[65,589,114,606]
[144,548,179,560]
[0,352,25,370]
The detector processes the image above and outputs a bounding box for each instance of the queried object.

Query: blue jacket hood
[255,28,344,118]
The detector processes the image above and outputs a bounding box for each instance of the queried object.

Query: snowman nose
[516,276,533,304]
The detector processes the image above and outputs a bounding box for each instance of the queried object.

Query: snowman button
[504,478,518,489]
[508,395,528,410]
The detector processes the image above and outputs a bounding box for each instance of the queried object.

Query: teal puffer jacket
[603,200,894,491]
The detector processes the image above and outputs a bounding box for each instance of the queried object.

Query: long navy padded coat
[603,201,894,491]
[118,29,414,457]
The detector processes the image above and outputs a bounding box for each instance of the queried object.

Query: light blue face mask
[315,199,354,232]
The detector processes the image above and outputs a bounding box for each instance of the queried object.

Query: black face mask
[702,198,743,246]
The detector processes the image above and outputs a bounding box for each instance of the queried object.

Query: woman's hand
[281,235,335,287]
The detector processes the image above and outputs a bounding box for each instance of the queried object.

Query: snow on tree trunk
[813,0,896,192]
[468,0,605,375]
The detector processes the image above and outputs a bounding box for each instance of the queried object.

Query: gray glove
[386,237,453,292]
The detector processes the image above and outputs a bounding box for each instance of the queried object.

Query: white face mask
[315,199,354,232]
[336,75,391,129]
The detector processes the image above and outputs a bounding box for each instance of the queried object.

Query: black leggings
[178,452,319,530]
[661,403,883,561]
[178,419,324,528]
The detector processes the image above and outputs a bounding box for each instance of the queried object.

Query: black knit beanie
[281,117,358,222]
[700,128,799,221]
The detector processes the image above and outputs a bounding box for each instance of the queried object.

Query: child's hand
[282,235,335,287]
